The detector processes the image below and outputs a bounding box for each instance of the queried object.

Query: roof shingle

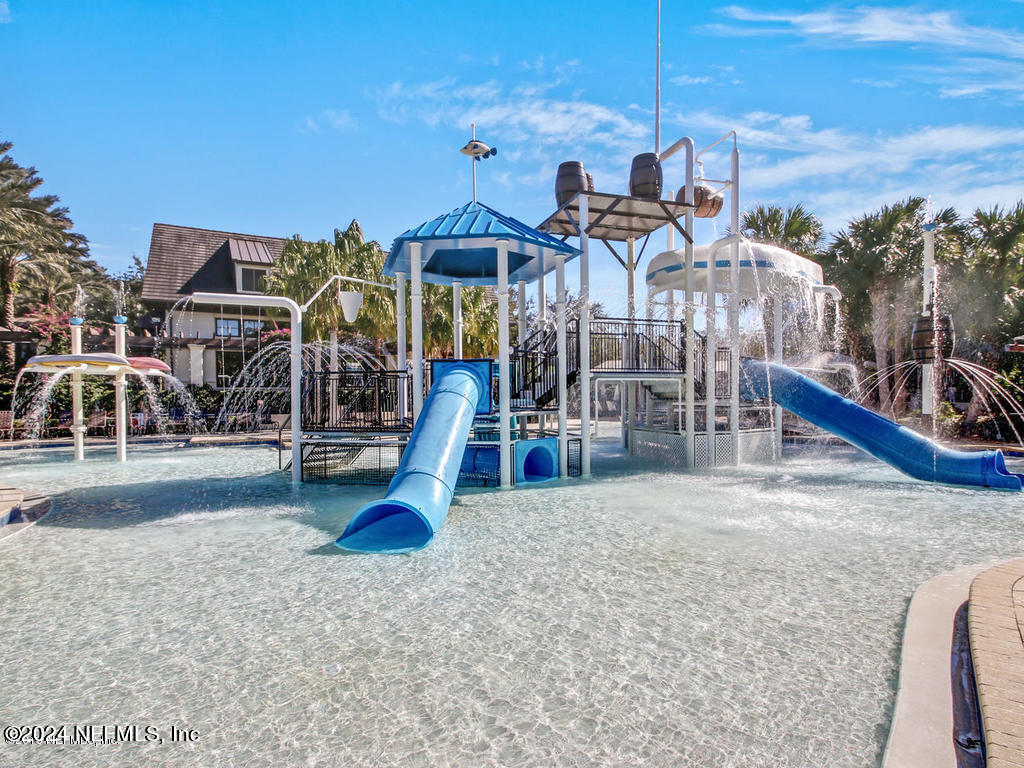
[141,223,287,305]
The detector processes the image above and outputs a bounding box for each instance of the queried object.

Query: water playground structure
[135,124,1015,556]
[16,314,174,462]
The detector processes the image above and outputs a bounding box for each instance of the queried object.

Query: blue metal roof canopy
[383,201,580,287]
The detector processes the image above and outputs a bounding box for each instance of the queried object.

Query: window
[243,319,271,337]
[215,318,241,338]
[215,350,244,388]
[240,268,267,293]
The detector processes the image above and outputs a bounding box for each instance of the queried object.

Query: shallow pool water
[1,442,1022,767]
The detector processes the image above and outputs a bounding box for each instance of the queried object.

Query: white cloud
[713,5,1024,58]
[854,78,901,89]
[323,109,356,131]
[667,109,1024,231]
[298,109,357,134]
[0,2,10,23]
[708,6,1024,101]
[670,75,713,86]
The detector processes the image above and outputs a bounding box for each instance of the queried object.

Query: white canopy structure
[646,241,830,299]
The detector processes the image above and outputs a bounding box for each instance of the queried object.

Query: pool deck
[968,557,1024,767]
[0,431,283,451]
[887,559,1024,768]
[884,563,992,768]
[0,485,51,542]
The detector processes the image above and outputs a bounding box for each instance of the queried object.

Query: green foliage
[740,203,823,258]
[934,400,963,439]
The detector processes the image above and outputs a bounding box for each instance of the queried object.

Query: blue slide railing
[741,359,1023,491]
[335,363,489,553]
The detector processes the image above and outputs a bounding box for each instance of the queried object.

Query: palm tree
[740,203,823,257]
[264,220,394,345]
[0,140,88,365]
[825,198,932,414]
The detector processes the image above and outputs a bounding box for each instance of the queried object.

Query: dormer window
[240,267,267,293]
[227,237,274,294]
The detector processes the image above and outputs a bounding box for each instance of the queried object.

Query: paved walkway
[969,557,1024,767]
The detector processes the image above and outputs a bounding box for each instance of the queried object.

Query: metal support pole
[773,296,784,459]
[114,320,128,463]
[517,279,527,344]
[396,272,407,421]
[922,225,937,425]
[497,239,512,488]
[729,145,741,465]
[645,289,654,429]
[681,141,696,467]
[705,243,717,467]
[537,270,547,433]
[192,293,303,482]
[555,255,568,477]
[329,328,339,426]
[410,242,424,422]
[626,237,636,452]
[537,271,547,325]
[579,195,592,475]
[453,280,463,359]
[70,321,85,461]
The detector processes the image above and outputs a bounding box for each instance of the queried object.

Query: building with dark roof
[142,223,292,388]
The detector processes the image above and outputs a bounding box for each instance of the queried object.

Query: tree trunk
[1,256,15,369]
[869,287,892,415]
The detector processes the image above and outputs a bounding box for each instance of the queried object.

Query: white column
[579,194,592,476]
[396,271,407,421]
[922,226,936,424]
[328,328,339,426]
[410,243,424,422]
[114,321,128,463]
[555,255,568,477]
[290,313,303,483]
[70,322,85,461]
[773,297,783,459]
[517,279,527,344]
[537,271,547,325]
[681,141,697,467]
[705,240,717,468]
[626,237,636,453]
[452,280,463,359]
[666,190,676,331]
[537,269,547,434]
[497,239,512,488]
[729,145,741,465]
[188,343,205,386]
[645,288,654,429]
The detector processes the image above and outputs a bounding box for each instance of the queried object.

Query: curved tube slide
[741,359,1023,491]
[336,364,485,553]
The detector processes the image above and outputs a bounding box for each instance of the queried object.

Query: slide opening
[335,501,433,554]
[522,444,557,483]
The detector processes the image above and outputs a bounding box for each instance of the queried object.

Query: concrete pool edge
[967,557,1024,767]
[0,485,52,543]
[883,562,994,768]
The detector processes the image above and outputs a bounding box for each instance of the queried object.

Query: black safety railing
[301,371,412,432]
[510,349,561,410]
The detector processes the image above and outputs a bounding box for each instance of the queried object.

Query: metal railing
[301,371,412,432]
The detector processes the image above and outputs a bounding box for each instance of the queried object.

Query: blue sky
[3,1,1024,312]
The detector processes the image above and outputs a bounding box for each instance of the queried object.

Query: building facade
[140,223,290,387]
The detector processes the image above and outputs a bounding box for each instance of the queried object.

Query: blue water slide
[741,359,1023,491]
[335,362,490,553]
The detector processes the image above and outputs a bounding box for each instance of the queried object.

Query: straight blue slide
[741,359,1023,491]
[335,362,490,553]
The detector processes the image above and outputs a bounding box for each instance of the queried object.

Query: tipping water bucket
[629,153,663,199]
[555,161,587,207]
